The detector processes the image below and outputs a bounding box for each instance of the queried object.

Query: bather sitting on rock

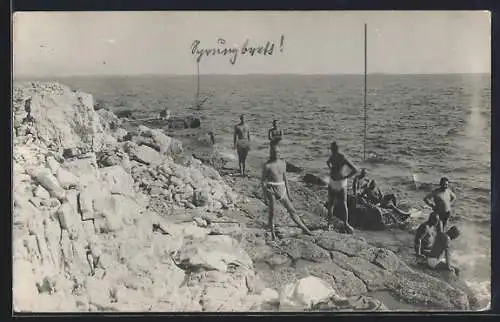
[361,180,411,218]
[352,168,371,197]
[419,225,461,276]
[261,143,313,241]
[415,212,443,259]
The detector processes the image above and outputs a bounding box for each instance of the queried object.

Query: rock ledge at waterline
[12,82,475,312]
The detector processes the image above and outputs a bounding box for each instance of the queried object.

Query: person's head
[439,177,449,189]
[446,226,460,240]
[239,114,245,123]
[330,141,339,154]
[272,120,278,127]
[360,168,367,178]
[427,212,439,226]
[270,143,280,160]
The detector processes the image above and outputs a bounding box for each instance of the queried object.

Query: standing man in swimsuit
[234,114,251,177]
[423,177,456,228]
[326,141,359,233]
[261,143,313,240]
[268,119,284,145]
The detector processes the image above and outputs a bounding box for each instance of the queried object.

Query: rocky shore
[12,82,479,312]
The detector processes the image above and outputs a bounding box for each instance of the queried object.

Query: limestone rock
[193,188,211,207]
[12,82,107,153]
[62,155,100,187]
[97,108,121,131]
[317,231,379,261]
[136,126,183,157]
[209,223,244,242]
[56,167,79,189]
[113,128,128,142]
[279,276,337,310]
[30,168,66,200]
[34,185,50,199]
[96,148,129,169]
[295,261,368,297]
[46,156,61,174]
[124,142,163,165]
[311,295,389,311]
[99,165,135,197]
[277,238,331,263]
[372,248,401,271]
[93,195,140,233]
[330,251,391,291]
[174,235,253,273]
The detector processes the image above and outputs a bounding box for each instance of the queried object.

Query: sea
[25,73,491,308]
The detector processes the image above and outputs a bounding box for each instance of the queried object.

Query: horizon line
[14,72,492,79]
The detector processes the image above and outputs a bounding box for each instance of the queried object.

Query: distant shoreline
[13,73,491,81]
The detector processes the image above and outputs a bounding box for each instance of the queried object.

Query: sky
[13,11,491,76]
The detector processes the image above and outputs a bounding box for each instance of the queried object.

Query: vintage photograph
[12,11,491,312]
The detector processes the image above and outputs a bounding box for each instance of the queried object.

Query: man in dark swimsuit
[423,177,456,228]
[233,115,251,177]
[326,141,358,234]
[261,143,313,240]
[268,119,284,145]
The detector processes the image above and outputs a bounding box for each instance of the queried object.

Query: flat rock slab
[276,238,331,263]
[330,251,392,292]
[316,231,379,262]
[311,294,388,312]
[294,260,368,297]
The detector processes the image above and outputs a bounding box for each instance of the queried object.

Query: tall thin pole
[196,60,200,106]
[363,23,368,161]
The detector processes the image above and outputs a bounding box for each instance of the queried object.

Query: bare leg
[327,188,337,230]
[339,188,354,234]
[241,150,249,177]
[282,197,313,235]
[267,194,277,240]
[238,155,243,175]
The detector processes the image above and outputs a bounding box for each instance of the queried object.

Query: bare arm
[352,177,358,196]
[260,165,267,194]
[283,161,292,200]
[450,190,456,204]
[423,191,436,208]
[436,219,444,233]
[414,226,429,257]
[342,155,359,179]
[268,129,272,140]
[233,126,237,149]
[326,156,332,169]
[247,126,251,141]
[444,237,453,270]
